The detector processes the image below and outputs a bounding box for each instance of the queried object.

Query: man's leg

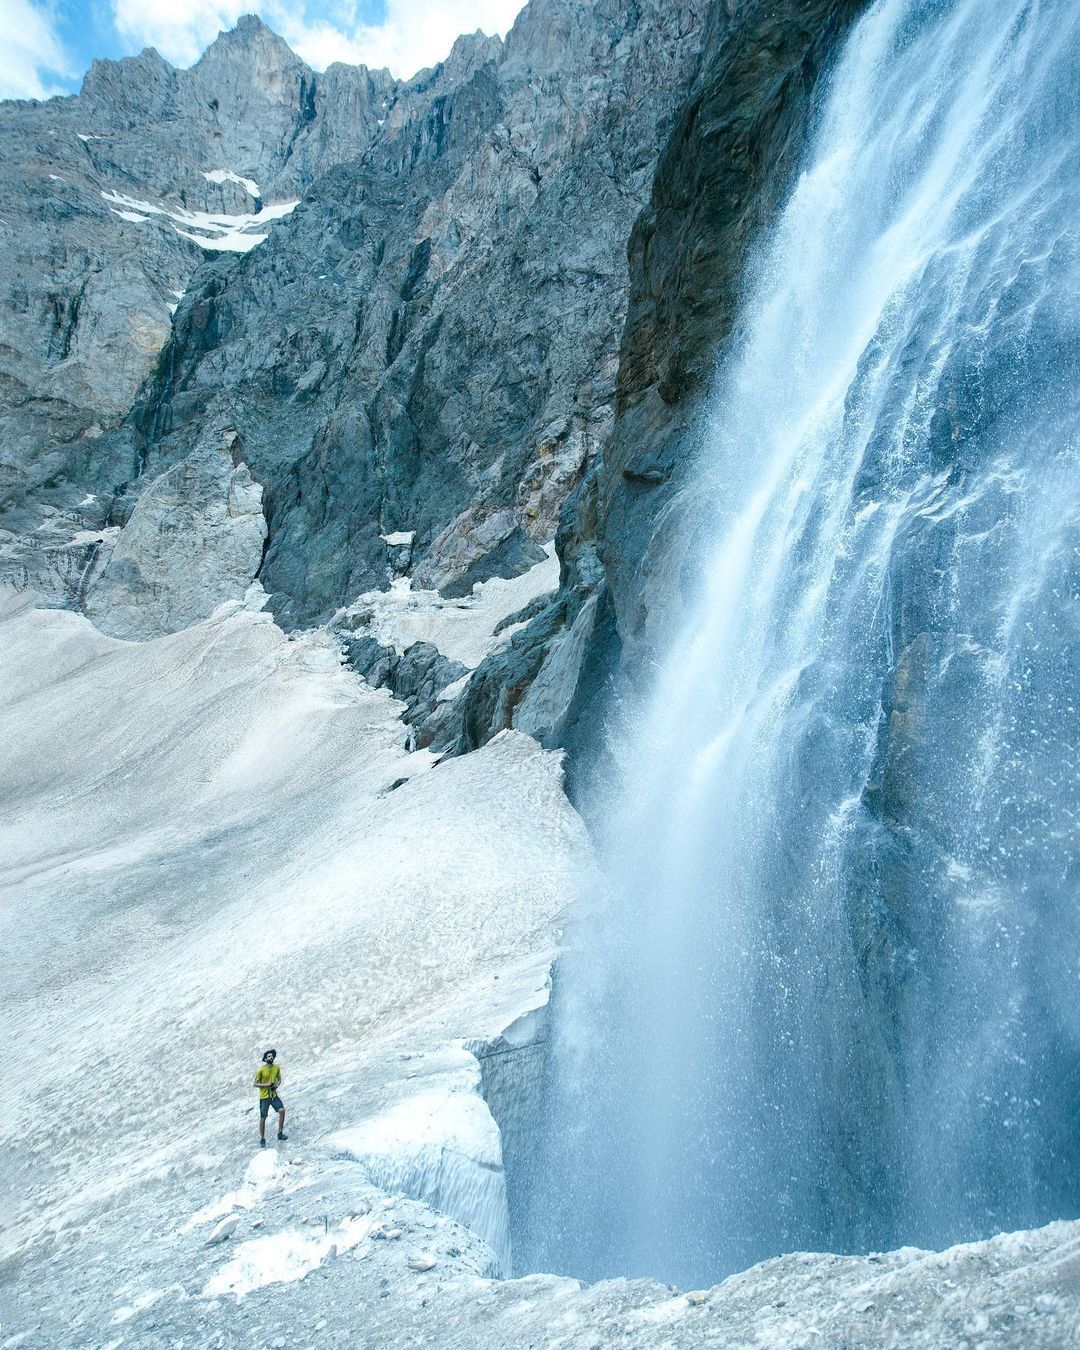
[277,1103,287,1137]
[259,1100,268,1141]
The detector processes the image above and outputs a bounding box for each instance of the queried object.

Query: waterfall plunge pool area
[494,0,1080,1299]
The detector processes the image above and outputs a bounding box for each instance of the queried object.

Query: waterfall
[522,0,1080,1287]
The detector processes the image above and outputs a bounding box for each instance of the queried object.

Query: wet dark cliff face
[449,0,869,781]
[599,0,868,654]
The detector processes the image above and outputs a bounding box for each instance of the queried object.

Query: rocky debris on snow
[341,635,468,748]
[336,543,563,745]
[206,1215,240,1246]
[412,507,550,598]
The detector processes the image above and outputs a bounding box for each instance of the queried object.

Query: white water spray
[524,0,1080,1286]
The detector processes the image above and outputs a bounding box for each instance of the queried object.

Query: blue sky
[0,0,527,100]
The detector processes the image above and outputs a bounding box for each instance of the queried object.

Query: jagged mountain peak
[194,12,311,77]
[0,0,711,634]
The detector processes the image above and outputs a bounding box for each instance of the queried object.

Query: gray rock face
[451,0,871,782]
[2,2,709,635]
[0,15,389,599]
[121,0,710,626]
[419,510,549,599]
[342,633,468,748]
[85,428,266,638]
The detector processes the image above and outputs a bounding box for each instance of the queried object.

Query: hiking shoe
[260,1138,267,1148]
[277,1132,289,1141]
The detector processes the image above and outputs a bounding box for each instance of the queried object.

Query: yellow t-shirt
[255,1063,281,1099]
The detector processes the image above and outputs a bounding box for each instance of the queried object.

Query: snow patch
[437,673,471,704]
[0,597,588,1301]
[110,1288,168,1324]
[381,531,416,547]
[328,1081,510,1273]
[181,1150,280,1233]
[99,190,298,254]
[202,169,261,198]
[174,226,266,253]
[203,1215,373,1298]
[345,542,558,669]
[63,527,119,549]
[635,1296,691,1325]
[110,209,150,224]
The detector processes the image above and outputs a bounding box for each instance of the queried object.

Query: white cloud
[0,0,76,100]
[110,0,527,79]
[270,0,526,77]
[112,0,250,68]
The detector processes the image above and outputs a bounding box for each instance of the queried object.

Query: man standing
[253,1048,288,1147]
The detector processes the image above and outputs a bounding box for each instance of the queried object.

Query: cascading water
[520,0,1080,1288]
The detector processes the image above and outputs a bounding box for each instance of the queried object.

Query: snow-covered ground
[2,586,1077,1347]
[0,589,589,1342]
[340,542,560,670]
[202,169,262,199]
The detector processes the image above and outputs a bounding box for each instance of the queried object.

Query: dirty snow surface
[0,591,587,1344]
[343,542,560,670]
[2,589,1078,1348]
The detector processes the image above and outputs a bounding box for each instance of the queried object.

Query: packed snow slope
[0,586,592,1340]
[2,587,1078,1348]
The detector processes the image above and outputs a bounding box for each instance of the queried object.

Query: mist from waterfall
[520,0,1080,1287]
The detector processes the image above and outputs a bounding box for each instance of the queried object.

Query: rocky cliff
[0,16,391,598]
[1,0,868,775]
[0,2,709,638]
[449,0,868,786]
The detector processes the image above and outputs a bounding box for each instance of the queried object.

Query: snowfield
[0,590,587,1341]
[1,589,1077,1347]
[100,189,298,252]
[340,541,560,670]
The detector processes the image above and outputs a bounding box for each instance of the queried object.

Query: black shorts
[259,1094,284,1117]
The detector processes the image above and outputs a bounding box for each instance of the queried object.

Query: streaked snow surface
[0,590,589,1339]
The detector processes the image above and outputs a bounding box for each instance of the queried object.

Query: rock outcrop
[85,427,267,638]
